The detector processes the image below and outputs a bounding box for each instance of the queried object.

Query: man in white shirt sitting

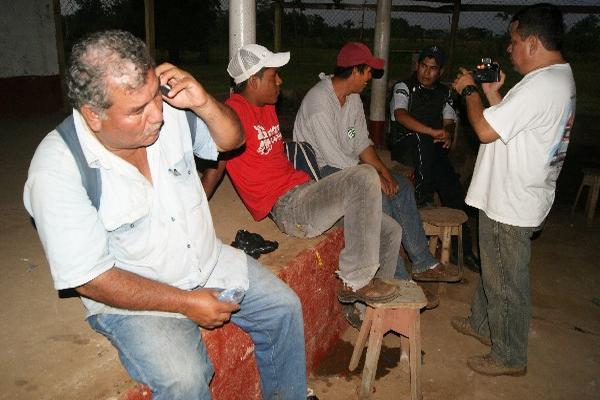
[24,30,312,399]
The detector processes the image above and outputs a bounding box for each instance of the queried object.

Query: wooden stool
[349,280,427,400]
[572,168,600,225]
[419,207,468,279]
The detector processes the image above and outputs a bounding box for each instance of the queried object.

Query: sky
[267,0,598,34]
[61,0,598,34]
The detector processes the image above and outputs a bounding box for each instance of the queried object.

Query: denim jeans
[320,166,436,280]
[88,256,307,400]
[271,164,402,289]
[468,211,535,368]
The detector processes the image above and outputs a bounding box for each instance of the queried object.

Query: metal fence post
[369,0,391,148]
[144,0,156,60]
[274,0,283,52]
[447,0,461,74]
[229,0,256,59]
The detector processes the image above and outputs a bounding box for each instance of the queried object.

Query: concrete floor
[1,112,599,400]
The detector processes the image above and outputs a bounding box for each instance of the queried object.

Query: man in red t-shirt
[203,44,402,304]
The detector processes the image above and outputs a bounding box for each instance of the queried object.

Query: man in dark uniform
[388,45,479,269]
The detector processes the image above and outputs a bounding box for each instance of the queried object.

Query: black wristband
[461,85,478,97]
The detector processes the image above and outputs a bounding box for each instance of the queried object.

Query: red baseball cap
[336,42,385,77]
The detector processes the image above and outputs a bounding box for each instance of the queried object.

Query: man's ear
[527,35,538,56]
[248,75,259,89]
[80,105,103,133]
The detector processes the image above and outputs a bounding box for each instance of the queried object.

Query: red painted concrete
[122,228,346,400]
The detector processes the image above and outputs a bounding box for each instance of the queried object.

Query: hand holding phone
[160,84,171,96]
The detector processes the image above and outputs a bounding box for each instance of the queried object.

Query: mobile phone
[160,84,171,96]
[217,287,245,304]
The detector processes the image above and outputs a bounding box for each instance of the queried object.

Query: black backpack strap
[56,116,102,210]
[283,141,321,181]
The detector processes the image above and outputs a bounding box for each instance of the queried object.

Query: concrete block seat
[122,177,347,400]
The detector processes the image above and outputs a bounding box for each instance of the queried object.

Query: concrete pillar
[229,0,256,58]
[368,0,391,147]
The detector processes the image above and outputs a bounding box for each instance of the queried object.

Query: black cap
[419,45,445,67]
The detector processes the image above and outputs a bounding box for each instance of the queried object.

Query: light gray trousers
[270,164,402,289]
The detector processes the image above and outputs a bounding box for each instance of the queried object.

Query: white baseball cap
[227,44,290,84]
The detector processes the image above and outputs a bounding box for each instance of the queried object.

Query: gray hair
[66,30,155,110]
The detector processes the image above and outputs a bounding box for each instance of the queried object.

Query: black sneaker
[231,229,278,259]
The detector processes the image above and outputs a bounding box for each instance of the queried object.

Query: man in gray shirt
[294,42,458,310]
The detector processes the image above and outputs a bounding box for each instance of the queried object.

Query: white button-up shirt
[24,104,248,317]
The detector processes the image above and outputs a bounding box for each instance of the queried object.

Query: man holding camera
[452,3,575,376]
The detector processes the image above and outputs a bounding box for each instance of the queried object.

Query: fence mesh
[59,0,599,112]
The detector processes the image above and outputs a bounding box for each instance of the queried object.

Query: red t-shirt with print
[225,93,310,221]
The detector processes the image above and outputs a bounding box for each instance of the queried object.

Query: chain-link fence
[59,0,599,112]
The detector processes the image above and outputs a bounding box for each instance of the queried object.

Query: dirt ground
[1,111,599,400]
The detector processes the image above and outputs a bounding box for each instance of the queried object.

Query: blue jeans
[88,256,307,400]
[468,211,535,368]
[320,166,436,280]
[271,164,402,289]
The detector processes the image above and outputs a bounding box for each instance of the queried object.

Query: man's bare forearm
[483,89,503,106]
[201,160,227,200]
[394,109,436,136]
[192,99,244,152]
[76,267,189,314]
[465,94,500,144]
[76,267,239,328]
[359,145,390,175]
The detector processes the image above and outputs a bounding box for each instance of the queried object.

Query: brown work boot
[467,354,527,377]
[417,282,440,310]
[337,278,400,304]
[451,316,492,346]
[412,262,461,283]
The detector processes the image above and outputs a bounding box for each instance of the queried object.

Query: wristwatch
[461,85,478,97]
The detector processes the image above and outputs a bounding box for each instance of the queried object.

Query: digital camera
[472,58,500,83]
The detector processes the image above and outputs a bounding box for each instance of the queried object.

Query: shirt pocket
[169,152,205,213]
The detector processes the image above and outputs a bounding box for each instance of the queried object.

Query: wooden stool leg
[400,335,410,368]
[350,308,374,371]
[585,183,599,224]
[571,182,585,214]
[409,310,423,400]
[440,227,451,265]
[428,236,437,257]
[360,310,385,399]
[457,225,464,279]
